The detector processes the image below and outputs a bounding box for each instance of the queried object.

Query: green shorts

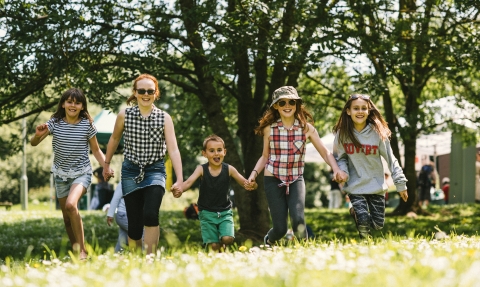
[198,209,234,244]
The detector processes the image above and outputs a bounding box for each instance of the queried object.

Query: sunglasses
[136,89,156,95]
[277,99,297,107]
[349,94,370,100]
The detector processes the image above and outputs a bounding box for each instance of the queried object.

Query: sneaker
[264,235,271,246]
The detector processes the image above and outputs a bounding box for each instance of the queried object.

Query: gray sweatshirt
[107,184,126,217]
[334,124,407,195]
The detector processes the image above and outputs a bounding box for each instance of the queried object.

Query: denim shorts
[121,158,166,197]
[54,173,92,199]
[198,209,234,244]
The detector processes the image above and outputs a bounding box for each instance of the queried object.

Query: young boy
[172,135,257,251]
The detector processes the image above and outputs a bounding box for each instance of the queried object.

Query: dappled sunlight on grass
[0,236,479,286]
[1,204,480,286]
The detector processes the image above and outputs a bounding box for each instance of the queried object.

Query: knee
[65,202,78,213]
[221,236,234,245]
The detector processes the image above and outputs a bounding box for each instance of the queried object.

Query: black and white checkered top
[124,105,166,182]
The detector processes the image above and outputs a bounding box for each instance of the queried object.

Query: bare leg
[220,236,234,252]
[58,197,77,247]
[143,226,159,254]
[59,184,87,259]
[209,243,221,252]
[209,236,234,252]
[128,236,143,252]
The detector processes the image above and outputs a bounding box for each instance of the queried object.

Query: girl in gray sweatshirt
[333,94,408,239]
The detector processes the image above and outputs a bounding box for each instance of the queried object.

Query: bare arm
[180,165,203,192]
[229,165,257,190]
[247,126,270,183]
[103,110,125,180]
[306,124,347,182]
[89,135,106,167]
[164,113,184,191]
[30,123,50,146]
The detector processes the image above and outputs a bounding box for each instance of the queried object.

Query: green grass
[1,203,480,286]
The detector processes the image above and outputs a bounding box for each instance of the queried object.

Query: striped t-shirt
[47,117,97,180]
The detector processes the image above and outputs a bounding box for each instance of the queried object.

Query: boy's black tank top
[197,162,232,212]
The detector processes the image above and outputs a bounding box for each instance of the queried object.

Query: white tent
[414,132,452,156]
[304,133,334,163]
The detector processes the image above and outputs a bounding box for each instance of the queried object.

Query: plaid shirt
[265,119,306,194]
[124,105,166,183]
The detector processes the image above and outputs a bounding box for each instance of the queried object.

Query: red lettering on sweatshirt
[343,143,378,155]
[344,143,355,154]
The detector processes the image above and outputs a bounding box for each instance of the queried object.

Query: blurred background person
[418,161,435,209]
[442,177,450,205]
[328,169,343,209]
[107,184,128,252]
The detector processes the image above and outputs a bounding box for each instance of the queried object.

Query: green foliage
[303,162,330,208]
[0,112,52,203]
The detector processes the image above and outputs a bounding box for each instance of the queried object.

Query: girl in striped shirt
[31,88,106,260]
[248,86,347,245]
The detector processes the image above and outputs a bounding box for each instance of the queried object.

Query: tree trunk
[179,0,271,240]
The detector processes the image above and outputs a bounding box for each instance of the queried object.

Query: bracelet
[105,161,110,164]
[252,170,258,177]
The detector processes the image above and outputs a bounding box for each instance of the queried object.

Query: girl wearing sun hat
[248,86,347,245]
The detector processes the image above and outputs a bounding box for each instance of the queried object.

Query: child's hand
[244,180,257,191]
[399,190,408,202]
[103,167,114,181]
[107,216,113,226]
[34,123,49,137]
[171,183,183,198]
[334,170,348,183]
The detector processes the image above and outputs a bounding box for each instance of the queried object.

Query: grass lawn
[1,202,479,286]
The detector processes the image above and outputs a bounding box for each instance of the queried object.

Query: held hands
[170,182,183,198]
[244,180,257,191]
[333,170,348,183]
[399,190,408,202]
[102,166,114,181]
[246,170,259,191]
